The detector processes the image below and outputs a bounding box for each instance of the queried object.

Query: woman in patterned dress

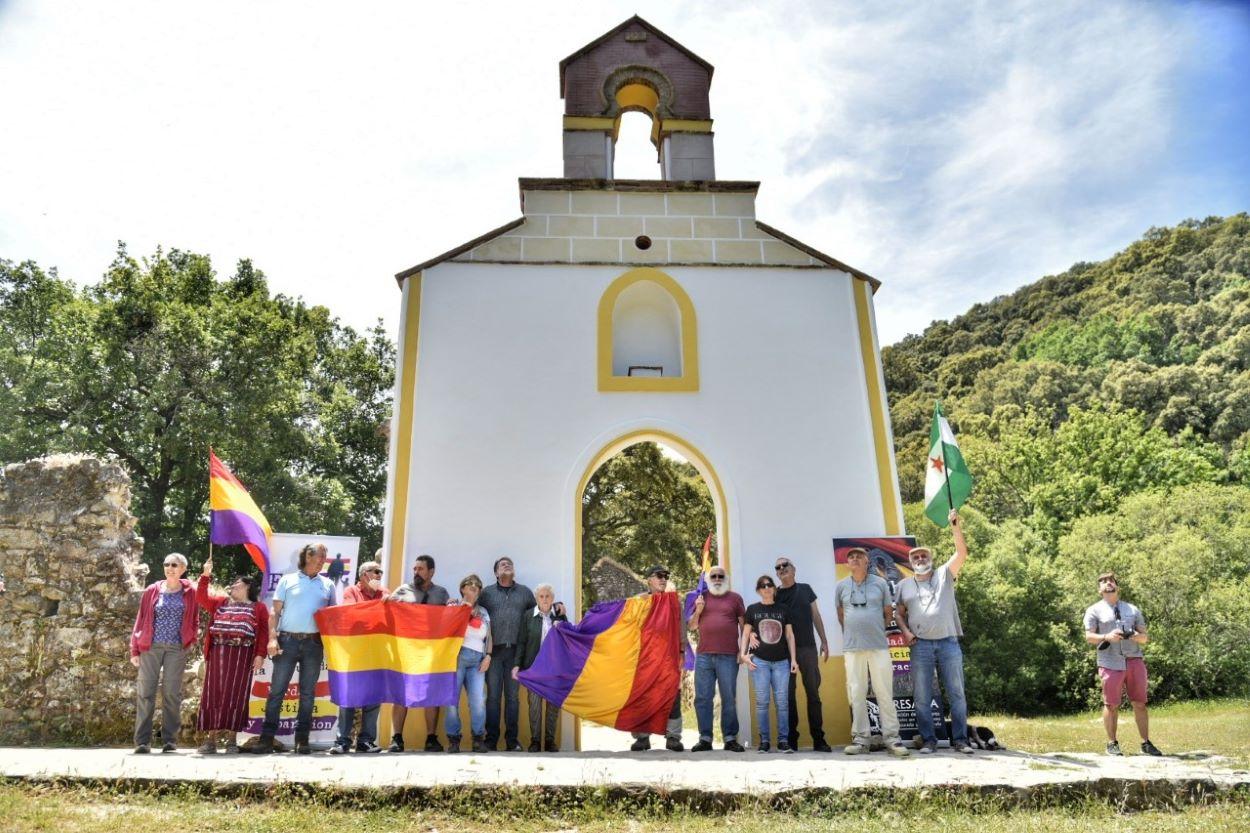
[195,554,269,754]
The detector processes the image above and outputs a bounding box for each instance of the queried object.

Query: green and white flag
[924,401,973,528]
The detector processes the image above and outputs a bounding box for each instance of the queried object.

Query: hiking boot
[528,740,541,753]
[294,733,311,755]
[133,744,150,755]
[197,740,217,755]
[691,739,714,752]
[544,737,558,752]
[471,735,490,754]
[251,735,276,755]
[887,742,911,758]
[953,743,974,755]
[356,741,382,754]
[666,737,685,752]
[388,733,405,753]
[1141,740,1163,757]
[328,742,349,755]
[161,742,177,753]
[424,734,443,753]
[813,741,833,753]
[1106,740,1123,756]
[446,734,461,753]
[724,740,745,753]
[758,741,771,753]
[630,736,651,751]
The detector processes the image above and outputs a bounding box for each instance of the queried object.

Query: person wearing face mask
[328,560,389,754]
[388,553,451,752]
[688,566,746,752]
[194,556,268,754]
[894,509,971,754]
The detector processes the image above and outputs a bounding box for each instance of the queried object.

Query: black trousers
[484,644,519,747]
[787,644,824,747]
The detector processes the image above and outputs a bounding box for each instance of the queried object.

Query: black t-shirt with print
[775,582,818,648]
[746,602,791,663]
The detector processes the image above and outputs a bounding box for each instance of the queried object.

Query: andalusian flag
[924,402,973,528]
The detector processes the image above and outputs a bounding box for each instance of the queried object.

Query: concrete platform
[1,742,1245,798]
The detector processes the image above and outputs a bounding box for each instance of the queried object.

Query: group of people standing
[130,512,1162,757]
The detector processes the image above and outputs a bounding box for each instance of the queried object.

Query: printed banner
[833,536,947,743]
[240,533,360,746]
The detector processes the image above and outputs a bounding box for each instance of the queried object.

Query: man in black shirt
[774,556,832,752]
[479,557,537,751]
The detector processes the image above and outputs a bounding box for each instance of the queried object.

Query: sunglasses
[163,562,181,568]
[651,572,670,580]
[365,568,383,575]
[709,573,726,580]
[774,563,792,571]
[757,582,775,590]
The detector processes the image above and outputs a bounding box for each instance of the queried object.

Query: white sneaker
[844,743,868,755]
[887,742,911,757]
[918,744,936,754]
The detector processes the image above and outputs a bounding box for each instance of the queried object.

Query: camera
[1097,620,1135,650]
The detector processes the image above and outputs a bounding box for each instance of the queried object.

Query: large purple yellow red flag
[208,450,273,574]
[315,600,471,707]
[518,591,682,735]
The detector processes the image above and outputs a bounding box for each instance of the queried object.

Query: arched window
[597,268,699,392]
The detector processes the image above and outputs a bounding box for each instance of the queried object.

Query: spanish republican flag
[518,592,682,735]
[316,601,472,707]
[208,450,273,573]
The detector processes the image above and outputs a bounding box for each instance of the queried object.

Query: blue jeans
[262,633,323,737]
[910,636,967,745]
[694,653,739,742]
[335,704,380,747]
[751,658,790,745]
[445,647,486,738]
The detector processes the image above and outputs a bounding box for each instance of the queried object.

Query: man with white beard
[688,566,746,752]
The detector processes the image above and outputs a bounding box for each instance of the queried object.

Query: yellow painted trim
[597,268,699,392]
[853,278,901,535]
[615,83,659,114]
[572,429,731,618]
[386,274,422,581]
[660,119,714,133]
[563,116,617,131]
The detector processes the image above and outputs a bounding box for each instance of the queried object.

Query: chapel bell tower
[560,16,716,181]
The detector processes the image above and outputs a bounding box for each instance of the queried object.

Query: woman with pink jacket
[130,552,200,754]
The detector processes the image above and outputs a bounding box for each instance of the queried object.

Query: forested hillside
[884,215,1250,712]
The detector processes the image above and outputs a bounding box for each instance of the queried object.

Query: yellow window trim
[852,278,902,535]
[597,267,699,392]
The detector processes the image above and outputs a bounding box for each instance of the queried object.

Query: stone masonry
[0,456,149,743]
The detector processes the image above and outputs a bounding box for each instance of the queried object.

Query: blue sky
[0,0,1246,344]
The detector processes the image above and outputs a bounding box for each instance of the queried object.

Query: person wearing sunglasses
[130,552,200,754]
[329,559,390,754]
[630,564,685,752]
[742,575,797,752]
[688,566,746,752]
[389,553,451,752]
[772,557,832,752]
[836,547,909,757]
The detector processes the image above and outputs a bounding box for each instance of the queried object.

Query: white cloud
[0,0,1229,345]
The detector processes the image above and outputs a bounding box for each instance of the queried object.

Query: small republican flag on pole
[208,449,273,574]
[924,402,973,528]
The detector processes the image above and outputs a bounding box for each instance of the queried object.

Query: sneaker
[161,743,177,753]
[666,737,684,752]
[355,742,382,754]
[813,741,833,753]
[424,734,443,753]
[528,741,541,753]
[758,741,771,753]
[197,740,217,755]
[887,742,911,758]
[630,736,651,752]
[724,740,745,753]
[250,735,275,755]
[1141,740,1163,757]
[778,740,794,754]
[328,742,349,755]
[844,743,868,755]
[133,744,150,755]
[446,735,461,753]
[919,743,936,755]
[1106,740,1123,756]
[953,743,974,755]
[691,739,714,752]
[388,734,405,753]
[506,741,524,752]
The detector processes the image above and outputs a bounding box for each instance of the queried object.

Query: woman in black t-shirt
[741,575,798,753]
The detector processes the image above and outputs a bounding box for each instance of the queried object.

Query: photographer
[1083,572,1162,757]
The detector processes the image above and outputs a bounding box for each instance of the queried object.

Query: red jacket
[130,578,200,656]
[343,581,389,604]
[196,574,270,659]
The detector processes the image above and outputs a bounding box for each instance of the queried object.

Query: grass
[979,697,1250,766]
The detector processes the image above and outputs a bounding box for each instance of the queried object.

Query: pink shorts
[1098,657,1148,706]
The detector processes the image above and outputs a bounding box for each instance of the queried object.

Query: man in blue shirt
[252,542,335,755]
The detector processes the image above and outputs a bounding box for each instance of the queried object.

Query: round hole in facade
[634,235,652,250]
